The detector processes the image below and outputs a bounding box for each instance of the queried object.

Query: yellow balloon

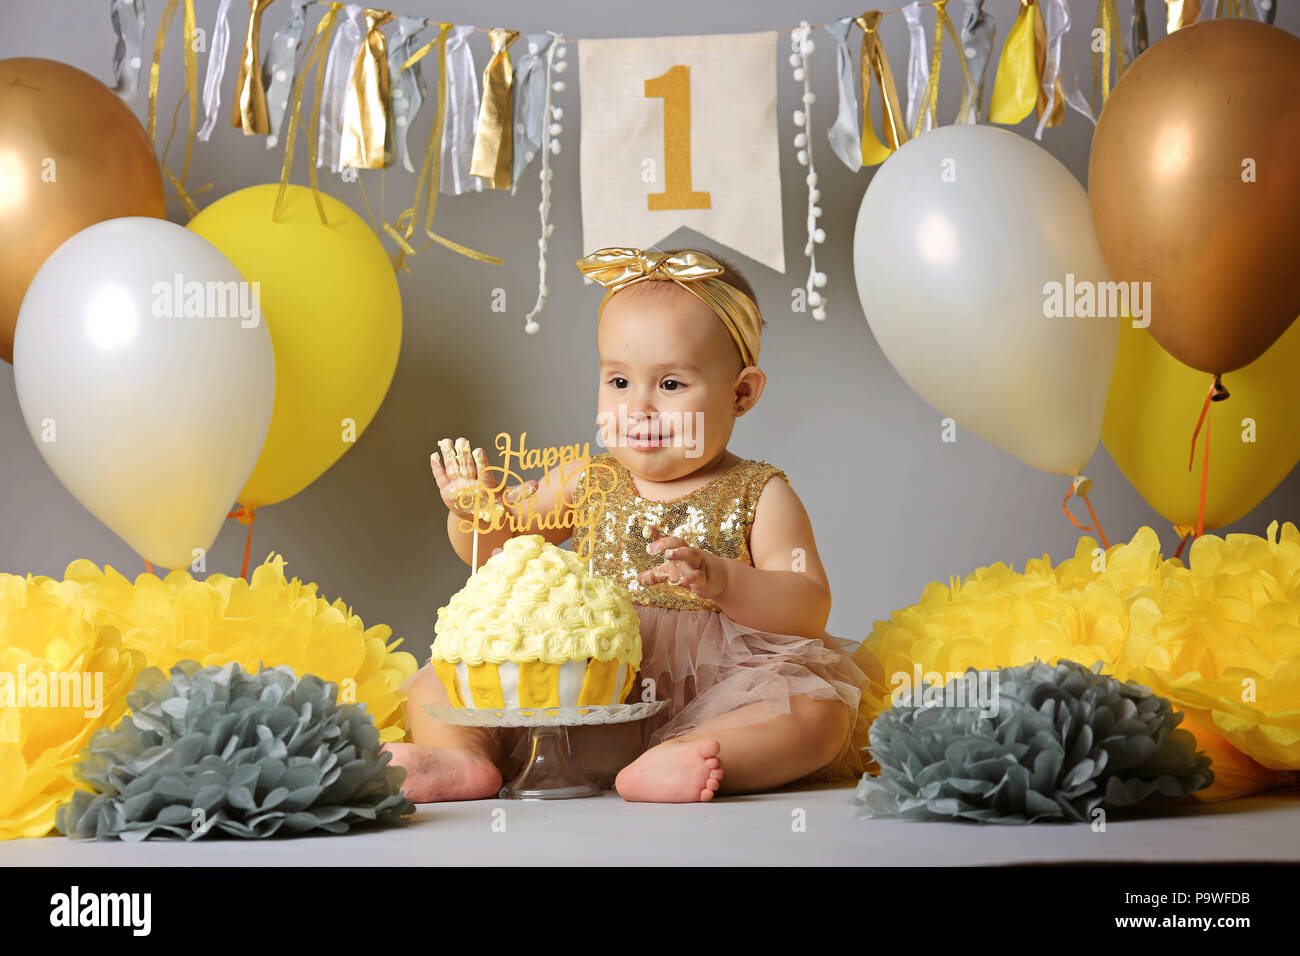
[1102,316,1300,531]
[188,184,401,508]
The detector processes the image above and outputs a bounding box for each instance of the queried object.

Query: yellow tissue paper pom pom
[853,520,1300,802]
[0,553,417,839]
[0,573,143,840]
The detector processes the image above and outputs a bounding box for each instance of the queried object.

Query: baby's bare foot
[614,738,724,803]
[382,742,502,802]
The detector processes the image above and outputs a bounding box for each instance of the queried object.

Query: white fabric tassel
[263,0,311,149]
[440,24,485,195]
[316,3,364,173]
[1054,0,1096,126]
[197,0,234,141]
[902,2,931,134]
[109,0,148,103]
[387,16,430,173]
[509,32,555,196]
[1034,0,1069,140]
[957,0,997,124]
[823,18,862,173]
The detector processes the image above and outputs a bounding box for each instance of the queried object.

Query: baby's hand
[639,524,728,601]
[430,437,536,520]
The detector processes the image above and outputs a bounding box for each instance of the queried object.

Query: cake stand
[423,701,667,799]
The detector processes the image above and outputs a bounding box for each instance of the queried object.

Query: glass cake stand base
[423,701,668,800]
[502,725,599,799]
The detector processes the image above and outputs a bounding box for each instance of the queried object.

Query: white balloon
[13,218,275,568]
[853,125,1118,475]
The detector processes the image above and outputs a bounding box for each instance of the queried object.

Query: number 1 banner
[577,32,786,273]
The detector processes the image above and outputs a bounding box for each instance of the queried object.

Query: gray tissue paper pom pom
[56,660,414,840]
[852,659,1213,824]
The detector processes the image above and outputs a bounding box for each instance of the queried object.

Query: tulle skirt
[414,605,872,790]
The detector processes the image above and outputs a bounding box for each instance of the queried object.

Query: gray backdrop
[3,1,1297,659]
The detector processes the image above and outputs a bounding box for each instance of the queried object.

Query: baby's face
[596,283,745,482]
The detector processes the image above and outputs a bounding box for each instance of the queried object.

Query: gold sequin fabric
[582,453,791,611]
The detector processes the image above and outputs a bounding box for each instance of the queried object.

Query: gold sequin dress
[511,452,871,786]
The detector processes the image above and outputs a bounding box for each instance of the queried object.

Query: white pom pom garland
[789,22,829,322]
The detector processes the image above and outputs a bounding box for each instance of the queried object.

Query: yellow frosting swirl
[431,535,642,667]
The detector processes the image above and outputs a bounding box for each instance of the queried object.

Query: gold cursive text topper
[452,432,619,562]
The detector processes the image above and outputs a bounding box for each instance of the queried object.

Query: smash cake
[430,534,642,710]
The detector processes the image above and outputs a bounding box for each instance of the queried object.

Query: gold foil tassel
[385,23,451,265]
[231,0,275,134]
[911,0,975,138]
[274,2,343,225]
[1092,0,1126,112]
[470,27,520,189]
[147,0,181,144]
[1165,0,1202,32]
[386,23,504,270]
[1033,0,1065,128]
[341,8,393,169]
[855,10,908,166]
[146,0,203,218]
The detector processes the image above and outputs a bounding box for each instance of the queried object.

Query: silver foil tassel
[110,0,148,102]
[263,0,311,149]
[387,15,431,173]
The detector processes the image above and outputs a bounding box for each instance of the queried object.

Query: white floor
[6,784,1300,865]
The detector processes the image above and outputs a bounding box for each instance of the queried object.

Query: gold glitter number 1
[644,65,712,211]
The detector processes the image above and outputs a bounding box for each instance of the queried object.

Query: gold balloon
[1089,20,1300,375]
[0,57,166,364]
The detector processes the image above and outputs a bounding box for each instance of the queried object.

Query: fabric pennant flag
[441,24,485,194]
[824,18,862,172]
[578,31,784,273]
[388,15,430,172]
[263,0,311,148]
[109,0,148,102]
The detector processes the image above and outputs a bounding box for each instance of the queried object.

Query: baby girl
[384,246,871,803]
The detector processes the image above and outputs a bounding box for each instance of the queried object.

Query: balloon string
[1080,493,1109,550]
[1061,479,1110,549]
[227,504,257,579]
[1173,532,1191,561]
[1186,374,1220,540]
[143,557,154,575]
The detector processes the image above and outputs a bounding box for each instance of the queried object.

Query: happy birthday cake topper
[453,432,618,563]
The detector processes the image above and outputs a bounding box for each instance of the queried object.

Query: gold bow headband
[575,247,762,368]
